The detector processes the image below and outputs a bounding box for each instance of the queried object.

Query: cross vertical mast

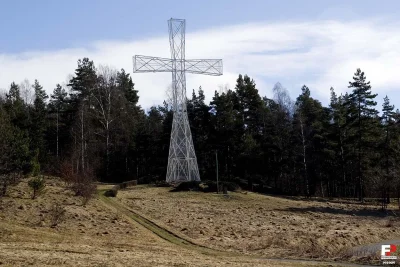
[132,18,223,184]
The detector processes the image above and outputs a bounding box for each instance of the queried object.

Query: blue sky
[1,0,400,110]
[1,0,399,53]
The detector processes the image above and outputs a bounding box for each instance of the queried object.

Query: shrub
[60,161,76,186]
[0,172,22,197]
[30,150,41,177]
[49,203,66,227]
[104,186,119,197]
[60,161,96,205]
[119,180,137,189]
[171,181,201,192]
[28,176,46,199]
[71,178,96,205]
[104,180,136,198]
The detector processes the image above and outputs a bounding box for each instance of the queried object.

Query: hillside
[0,177,395,266]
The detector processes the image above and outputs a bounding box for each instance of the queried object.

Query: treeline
[1,58,400,202]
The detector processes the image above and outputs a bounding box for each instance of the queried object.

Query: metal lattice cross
[132,18,223,183]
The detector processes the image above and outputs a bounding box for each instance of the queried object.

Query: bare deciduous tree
[218,83,230,94]
[92,65,119,178]
[20,79,33,105]
[273,82,294,115]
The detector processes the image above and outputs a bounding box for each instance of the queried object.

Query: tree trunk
[299,115,310,197]
[357,101,363,202]
[81,108,85,173]
[56,110,59,159]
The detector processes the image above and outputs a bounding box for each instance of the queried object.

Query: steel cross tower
[132,18,223,183]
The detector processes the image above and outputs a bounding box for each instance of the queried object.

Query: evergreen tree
[293,85,325,196]
[0,108,30,195]
[347,68,379,202]
[234,74,263,135]
[379,96,398,208]
[328,88,352,197]
[30,79,48,164]
[68,58,97,99]
[117,69,139,108]
[187,87,213,179]
[67,58,98,174]
[48,84,68,160]
[5,82,29,131]
[234,75,263,187]
[114,68,142,181]
[210,89,240,181]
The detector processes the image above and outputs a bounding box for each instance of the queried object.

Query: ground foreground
[117,185,400,264]
[0,178,396,266]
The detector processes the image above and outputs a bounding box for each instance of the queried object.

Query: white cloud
[1,18,400,109]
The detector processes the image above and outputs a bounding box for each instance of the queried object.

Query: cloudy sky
[1,0,400,111]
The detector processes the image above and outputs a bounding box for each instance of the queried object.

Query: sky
[1,0,400,111]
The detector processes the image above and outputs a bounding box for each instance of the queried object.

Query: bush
[171,181,201,192]
[0,173,22,197]
[30,150,41,177]
[60,161,96,205]
[60,161,76,186]
[119,180,137,189]
[49,203,66,227]
[28,176,46,199]
[71,179,96,205]
[104,186,119,197]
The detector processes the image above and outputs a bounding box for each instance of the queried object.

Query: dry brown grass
[117,186,400,262]
[0,178,340,267]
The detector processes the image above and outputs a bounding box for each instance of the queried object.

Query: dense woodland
[1,57,400,203]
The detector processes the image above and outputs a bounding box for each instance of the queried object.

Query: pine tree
[0,108,30,195]
[210,89,239,181]
[68,58,98,173]
[187,87,213,179]
[31,79,48,164]
[5,82,29,131]
[328,88,351,197]
[117,69,139,108]
[347,68,379,202]
[234,75,263,188]
[114,68,142,181]
[293,85,325,196]
[48,84,68,159]
[234,74,263,136]
[380,96,397,209]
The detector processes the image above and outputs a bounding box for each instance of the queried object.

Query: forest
[1,57,399,203]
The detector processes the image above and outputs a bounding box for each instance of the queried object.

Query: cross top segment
[132,18,223,184]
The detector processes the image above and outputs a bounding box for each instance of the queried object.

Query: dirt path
[98,190,378,267]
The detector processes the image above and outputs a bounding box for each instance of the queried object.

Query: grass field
[117,185,400,263]
[0,177,396,266]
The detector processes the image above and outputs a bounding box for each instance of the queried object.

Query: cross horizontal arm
[185,59,223,76]
[133,55,173,73]
[133,55,223,76]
